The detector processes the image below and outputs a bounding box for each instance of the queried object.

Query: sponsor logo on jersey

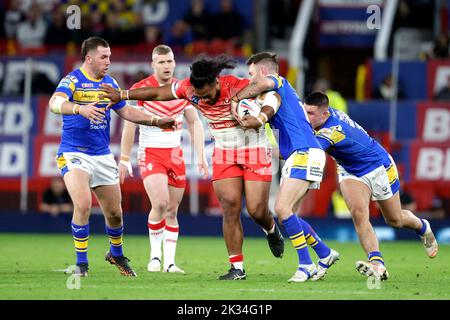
[81,83,94,88]
[58,78,72,88]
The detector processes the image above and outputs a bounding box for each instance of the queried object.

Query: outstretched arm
[100,84,177,105]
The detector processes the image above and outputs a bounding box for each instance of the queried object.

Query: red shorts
[212,147,272,182]
[138,147,186,188]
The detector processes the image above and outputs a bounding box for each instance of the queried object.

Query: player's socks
[368,251,385,265]
[106,225,124,257]
[229,254,244,271]
[282,215,313,265]
[148,219,165,260]
[163,224,179,270]
[71,222,89,265]
[297,217,331,259]
[262,223,276,235]
[416,218,427,236]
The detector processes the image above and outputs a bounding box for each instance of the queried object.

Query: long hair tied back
[190,54,236,89]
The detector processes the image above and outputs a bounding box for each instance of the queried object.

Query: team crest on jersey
[59,78,72,88]
[147,163,153,171]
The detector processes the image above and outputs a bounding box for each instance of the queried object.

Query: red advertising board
[417,102,450,142]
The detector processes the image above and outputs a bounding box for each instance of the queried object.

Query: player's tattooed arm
[232,77,275,102]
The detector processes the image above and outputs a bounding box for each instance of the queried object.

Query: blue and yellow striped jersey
[315,108,391,177]
[54,68,126,155]
[266,74,321,160]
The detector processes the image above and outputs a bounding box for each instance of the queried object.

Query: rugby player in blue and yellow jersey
[48,37,175,277]
[233,52,340,283]
[304,91,438,280]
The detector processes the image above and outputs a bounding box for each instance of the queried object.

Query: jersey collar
[80,67,103,82]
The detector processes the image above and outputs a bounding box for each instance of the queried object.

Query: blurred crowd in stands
[0,0,252,57]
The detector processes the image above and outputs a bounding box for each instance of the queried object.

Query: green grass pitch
[0,233,449,300]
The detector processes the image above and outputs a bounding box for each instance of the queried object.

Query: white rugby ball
[237,98,261,119]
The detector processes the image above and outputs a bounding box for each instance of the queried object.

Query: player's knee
[350,207,369,224]
[165,207,178,220]
[384,216,403,228]
[274,202,290,220]
[217,197,240,214]
[153,200,169,214]
[106,209,123,226]
[247,202,269,219]
[73,201,91,217]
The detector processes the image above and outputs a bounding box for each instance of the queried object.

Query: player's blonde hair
[152,45,173,60]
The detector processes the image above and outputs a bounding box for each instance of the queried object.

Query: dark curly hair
[190,54,236,89]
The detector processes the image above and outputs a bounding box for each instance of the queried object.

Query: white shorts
[338,158,400,201]
[56,152,119,188]
[280,148,326,190]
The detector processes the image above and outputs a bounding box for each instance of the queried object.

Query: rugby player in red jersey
[119,45,208,274]
[101,54,285,280]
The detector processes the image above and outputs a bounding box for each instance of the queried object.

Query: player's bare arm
[184,108,209,179]
[233,76,275,101]
[240,92,281,129]
[115,105,176,130]
[118,119,137,183]
[49,92,105,124]
[230,76,276,119]
[100,83,176,104]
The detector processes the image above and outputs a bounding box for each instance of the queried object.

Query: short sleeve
[315,127,346,150]
[172,79,188,99]
[231,76,250,90]
[54,75,77,98]
[266,74,283,90]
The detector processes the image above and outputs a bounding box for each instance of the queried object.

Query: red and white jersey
[130,75,193,148]
[171,75,268,149]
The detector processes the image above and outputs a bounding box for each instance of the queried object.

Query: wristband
[256,116,264,127]
[120,154,130,161]
[119,160,133,175]
[73,104,80,115]
[258,112,268,123]
[151,115,161,126]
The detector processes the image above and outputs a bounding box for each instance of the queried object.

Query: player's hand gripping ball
[237,98,261,119]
